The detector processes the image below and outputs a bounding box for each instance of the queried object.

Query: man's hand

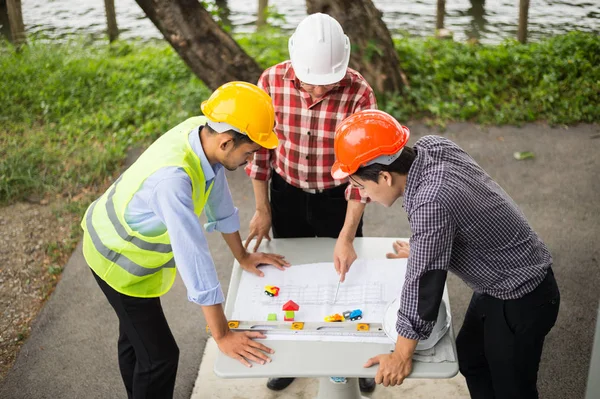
[245,208,272,252]
[333,238,357,283]
[363,351,413,387]
[239,251,290,277]
[215,330,274,368]
[386,240,410,259]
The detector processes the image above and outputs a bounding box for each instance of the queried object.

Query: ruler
[225,320,388,338]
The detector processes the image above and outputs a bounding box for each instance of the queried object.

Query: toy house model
[282,300,299,321]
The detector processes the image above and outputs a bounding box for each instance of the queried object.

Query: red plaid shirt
[245,61,377,202]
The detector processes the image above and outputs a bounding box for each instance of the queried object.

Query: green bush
[237,26,289,69]
[0,40,210,204]
[386,31,600,125]
[0,31,598,204]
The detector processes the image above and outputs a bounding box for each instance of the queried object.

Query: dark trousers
[456,269,560,399]
[91,269,179,399]
[270,172,363,238]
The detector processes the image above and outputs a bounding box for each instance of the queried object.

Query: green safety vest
[81,116,214,297]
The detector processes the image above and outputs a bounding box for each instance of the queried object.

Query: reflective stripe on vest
[86,199,176,276]
[105,177,172,253]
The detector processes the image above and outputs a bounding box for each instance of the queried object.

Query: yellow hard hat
[201,81,279,149]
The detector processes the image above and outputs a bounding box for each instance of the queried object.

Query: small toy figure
[342,309,363,321]
[264,285,280,297]
[282,300,299,321]
[324,313,344,322]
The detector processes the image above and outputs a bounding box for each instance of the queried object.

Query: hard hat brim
[295,68,347,86]
[256,130,279,150]
[331,161,350,180]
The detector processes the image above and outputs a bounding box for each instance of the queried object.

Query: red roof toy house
[282,300,299,321]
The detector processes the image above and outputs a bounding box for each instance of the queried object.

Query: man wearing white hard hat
[244,13,377,393]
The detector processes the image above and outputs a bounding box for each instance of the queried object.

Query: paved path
[1,123,598,399]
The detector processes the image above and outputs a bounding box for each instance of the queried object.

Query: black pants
[91,269,179,399]
[270,172,363,238]
[456,269,560,399]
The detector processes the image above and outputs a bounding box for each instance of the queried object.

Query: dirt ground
[0,200,79,380]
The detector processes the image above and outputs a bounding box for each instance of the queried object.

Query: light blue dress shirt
[124,127,239,306]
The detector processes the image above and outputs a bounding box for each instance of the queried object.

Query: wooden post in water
[257,0,268,28]
[6,0,26,45]
[436,0,445,30]
[518,0,529,43]
[104,0,119,42]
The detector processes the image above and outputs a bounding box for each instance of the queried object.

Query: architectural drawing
[255,282,386,306]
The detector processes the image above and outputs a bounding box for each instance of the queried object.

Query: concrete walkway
[1,123,598,399]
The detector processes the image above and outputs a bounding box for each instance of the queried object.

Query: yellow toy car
[264,285,280,297]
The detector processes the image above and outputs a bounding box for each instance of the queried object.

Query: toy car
[342,309,363,321]
[264,285,280,297]
[324,313,344,322]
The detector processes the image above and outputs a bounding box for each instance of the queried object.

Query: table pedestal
[316,377,368,399]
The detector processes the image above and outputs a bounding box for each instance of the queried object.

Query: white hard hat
[288,13,351,86]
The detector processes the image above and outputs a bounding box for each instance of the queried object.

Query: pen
[333,278,341,303]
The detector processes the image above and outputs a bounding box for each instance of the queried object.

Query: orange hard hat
[331,110,410,179]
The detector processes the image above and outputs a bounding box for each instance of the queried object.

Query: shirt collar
[190,126,221,182]
[283,61,352,88]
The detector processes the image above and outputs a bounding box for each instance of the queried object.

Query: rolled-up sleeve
[245,148,272,181]
[148,175,225,306]
[204,168,240,233]
[345,184,369,203]
[354,88,377,113]
[396,201,455,340]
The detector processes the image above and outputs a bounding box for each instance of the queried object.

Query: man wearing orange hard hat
[332,109,559,399]
[81,82,289,398]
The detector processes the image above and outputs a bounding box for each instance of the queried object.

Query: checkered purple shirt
[396,136,552,340]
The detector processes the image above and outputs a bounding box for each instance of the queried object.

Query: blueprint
[231,258,407,327]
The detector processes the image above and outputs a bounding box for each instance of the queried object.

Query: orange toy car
[324,313,344,322]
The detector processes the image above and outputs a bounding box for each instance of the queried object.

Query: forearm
[252,179,270,211]
[339,200,366,241]
[202,303,229,341]
[222,231,249,264]
[394,335,418,360]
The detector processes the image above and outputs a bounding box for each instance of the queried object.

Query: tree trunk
[257,0,268,28]
[436,0,445,30]
[306,0,405,93]
[6,0,26,46]
[517,0,529,44]
[0,1,11,41]
[104,0,119,43]
[135,0,263,90]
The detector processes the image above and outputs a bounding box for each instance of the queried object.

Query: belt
[302,188,326,194]
[301,185,347,195]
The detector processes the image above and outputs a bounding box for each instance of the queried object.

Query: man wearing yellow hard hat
[81,82,289,398]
